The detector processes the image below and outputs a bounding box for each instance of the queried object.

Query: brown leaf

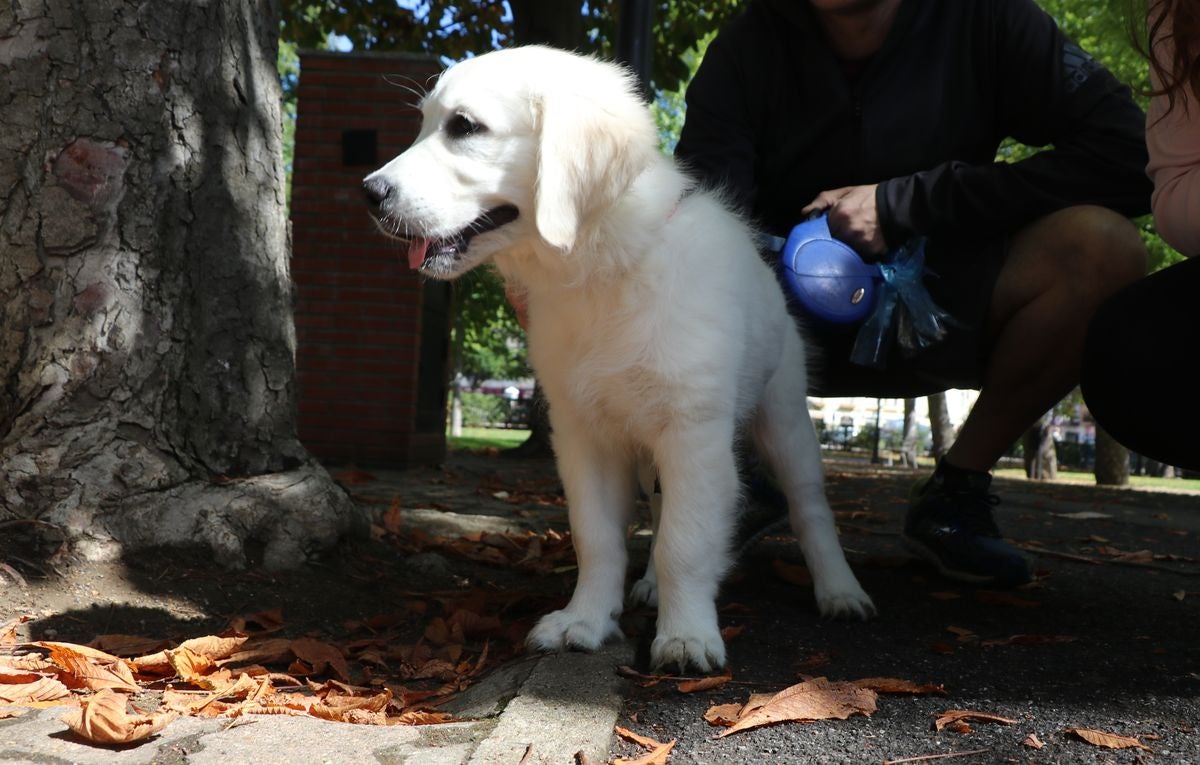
[1022,733,1046,749]
[614,726,676,765]
[227,608,286,635]
[677,670,732,694]
[53,653,140,693]
[933,710,1018,731]
[974,591,1040,608]
[1,616,31,645]
[0,677,72,704]
[704,703,744,727]
[852,677,946,696]
[88,635,173,657]
[980,634,1077,648]
[615,725,663,750]
[771,559,812,587]
[1066,727,1153,751]
[720,625,744,642]
[613,740,675,765]
[216,638,295,668]
[134,634,249,674]
[61,688,176,744]
[0,666,45,684]
[717,678,876,737]
[290,637,352,682]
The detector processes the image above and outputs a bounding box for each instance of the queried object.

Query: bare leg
[947,206,1147,470]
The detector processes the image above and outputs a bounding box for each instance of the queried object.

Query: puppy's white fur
[366,46,874,672]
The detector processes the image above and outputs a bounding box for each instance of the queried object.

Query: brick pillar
[291,51,448,467]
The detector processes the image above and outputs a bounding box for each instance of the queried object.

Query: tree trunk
[1093,424,1130,486]
[927,392,955,461]
[1022,411,1058,481]
[0,0,355,569]
[899,398,919,469]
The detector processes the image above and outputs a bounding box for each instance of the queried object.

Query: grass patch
[993,467,1199,493]
[448,427,531,452]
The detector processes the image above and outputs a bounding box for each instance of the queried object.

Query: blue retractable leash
[762,213,956,368]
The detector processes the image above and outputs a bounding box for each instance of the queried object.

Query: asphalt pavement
[2,452,1198,765]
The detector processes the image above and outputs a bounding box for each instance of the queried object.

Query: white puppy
[364,46,874,672]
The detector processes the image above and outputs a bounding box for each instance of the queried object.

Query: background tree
[1094,424,1131,485]
[927,393,955,462]
[1,0,354,569]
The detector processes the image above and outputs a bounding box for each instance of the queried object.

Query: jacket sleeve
[674,34,759,214]
[877,0,1153,246]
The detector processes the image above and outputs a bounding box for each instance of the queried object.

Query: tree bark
[1022,411,1058,481]
[927,392,954,461]
[899,398,919,469]
[1093,424,1130,486]
[0,0,355,569]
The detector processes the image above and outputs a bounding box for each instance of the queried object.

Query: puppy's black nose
[363,177,391,210]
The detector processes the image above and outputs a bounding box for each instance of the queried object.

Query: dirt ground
[0,451,577,662]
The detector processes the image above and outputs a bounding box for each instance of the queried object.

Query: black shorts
[799,236,1008,398]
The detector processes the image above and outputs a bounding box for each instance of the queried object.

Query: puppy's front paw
[814,580,876,621]
[650,628,726,674]
[526,608,622,653]
[627,577,658,608]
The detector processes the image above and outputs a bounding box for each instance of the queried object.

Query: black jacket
[675,0,1153,250]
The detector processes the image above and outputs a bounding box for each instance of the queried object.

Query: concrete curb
[467,643,633,765]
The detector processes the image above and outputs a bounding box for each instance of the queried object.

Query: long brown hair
[1136,0,1200,116]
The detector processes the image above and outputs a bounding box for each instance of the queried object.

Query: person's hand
[802,184,888,260]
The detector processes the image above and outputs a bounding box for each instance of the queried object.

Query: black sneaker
[902,471,1032,587]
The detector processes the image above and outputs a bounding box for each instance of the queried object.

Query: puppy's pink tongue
[407,238,430,270]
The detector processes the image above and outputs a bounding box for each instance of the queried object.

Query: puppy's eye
[446,113,484,138]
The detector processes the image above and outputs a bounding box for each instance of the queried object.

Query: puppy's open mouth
[403,205,520,271]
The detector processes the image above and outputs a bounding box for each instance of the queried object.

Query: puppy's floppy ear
[533,63,657,251]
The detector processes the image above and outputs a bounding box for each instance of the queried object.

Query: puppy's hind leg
[649,423,738,673]
[754,333,875,620]
[527,421,633,653]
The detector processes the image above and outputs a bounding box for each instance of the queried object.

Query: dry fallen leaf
[703,703,743,727]
[852,677,946,696]
[933,710,1018,731]
[614,726,676,765]
[1,616,31,645]
[1066,727,1153,751]
[677,670,732,694]
[61,688,176,744]
[290,637,352,682]
[717,678,877,737]
[51,652,140,693]
[771,559,812,587]
[0,676,72,705]
[134,634,249,675]
[1022,733,1046,749]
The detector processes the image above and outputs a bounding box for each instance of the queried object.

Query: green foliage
[1017,1,1180,271]
[453,267,529,384]
[280,1,737,93]
[456,391,515,427]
